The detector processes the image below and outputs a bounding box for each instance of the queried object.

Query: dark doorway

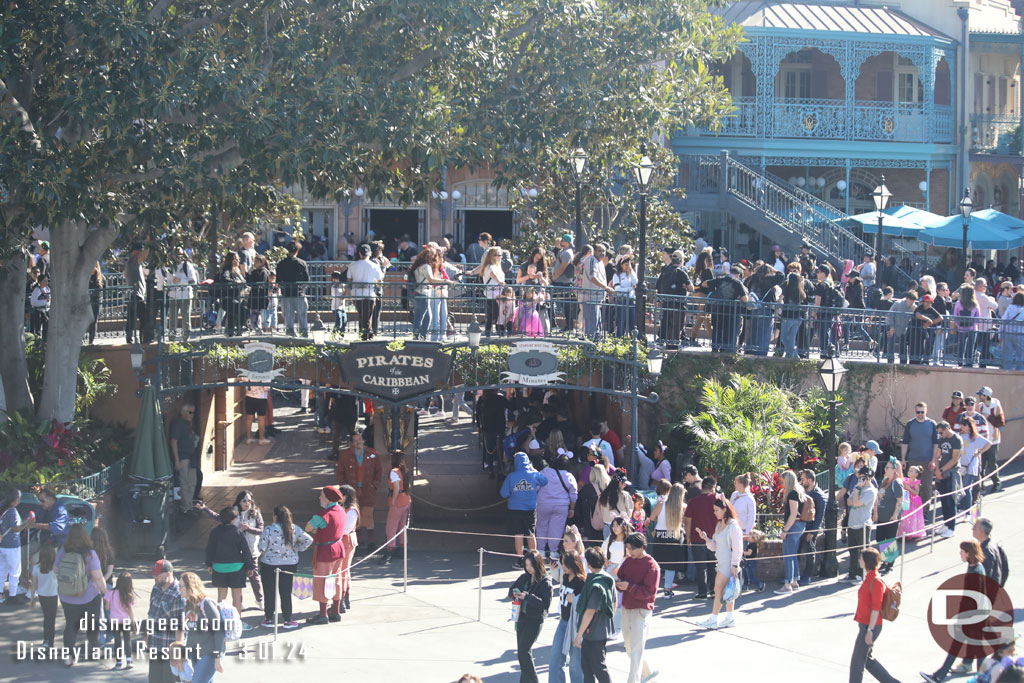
[463,210,514,247]
[368,209,422,256]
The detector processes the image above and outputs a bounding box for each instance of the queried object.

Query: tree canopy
[0,0,742,421]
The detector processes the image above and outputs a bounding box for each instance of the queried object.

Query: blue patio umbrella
[846,210,923,237]
[883,204,943,227]
[972,208,1024,232]
[918,214,1024,251]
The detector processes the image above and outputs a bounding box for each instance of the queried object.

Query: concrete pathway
[4,410,1022,682]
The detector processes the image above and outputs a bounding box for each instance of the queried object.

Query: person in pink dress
[514,288,545,337]
[899,465,926,540]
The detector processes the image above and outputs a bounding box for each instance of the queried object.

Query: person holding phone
[509,549,552,682]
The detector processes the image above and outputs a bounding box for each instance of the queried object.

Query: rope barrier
[409,494,508,512]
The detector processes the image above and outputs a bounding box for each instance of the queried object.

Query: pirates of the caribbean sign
[336,343,453,402]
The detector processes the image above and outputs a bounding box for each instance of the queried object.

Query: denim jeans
[167,298,192,339]
[413,294,429,338]
[959,473,976,511]
[781,318,801,358]
[582,301,601,339]
[281,296,308,335]
[549,618,583,683]
[260,307,276,330]
[427,297,444,341]
[783,521,805,583]
[192,654,218,683]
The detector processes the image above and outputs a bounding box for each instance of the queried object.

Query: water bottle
[510,598,521,622]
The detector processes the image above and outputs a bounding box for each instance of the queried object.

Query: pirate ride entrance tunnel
[153,335,660,524]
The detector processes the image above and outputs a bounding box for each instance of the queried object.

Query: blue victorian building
[676,0,1023,268]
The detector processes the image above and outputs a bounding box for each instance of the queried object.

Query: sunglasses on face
[916,410,925,415]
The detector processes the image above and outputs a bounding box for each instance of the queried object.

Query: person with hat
[844,466,877,584]
[900,401,937,505]
[655,249,694,348]
[975,386,1004,494]
[552,234,577,332]
[772,246,787,273]
[941,391,966,426]
[500,451,549,567]
[859,441,881,475]
[335,430,381,551]
[959,395,990,443]
[145,559,186,683]
[304,486,346,624]
[798,244,815,278]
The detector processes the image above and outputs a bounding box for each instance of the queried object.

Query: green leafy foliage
[682,373,809,487]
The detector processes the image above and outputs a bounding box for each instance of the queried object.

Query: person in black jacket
[206,507,255,629]
[276,242,311,337]
[655,250,693,348]
[477,390,508,478]
[973,517,1009,586]
[510,549,552,683]
[246,255,271,333]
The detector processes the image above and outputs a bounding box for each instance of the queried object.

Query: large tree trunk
[0,257,33,413]
[36,220,112,423]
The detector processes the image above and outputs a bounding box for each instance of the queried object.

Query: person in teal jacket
[500,452,548,566]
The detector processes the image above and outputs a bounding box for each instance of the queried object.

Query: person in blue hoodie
[501,451,548,568]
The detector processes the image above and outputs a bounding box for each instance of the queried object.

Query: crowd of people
[472,379,1014,682]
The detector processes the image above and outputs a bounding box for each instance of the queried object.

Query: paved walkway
[4,413,1023,681]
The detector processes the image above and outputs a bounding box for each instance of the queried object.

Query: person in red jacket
[849,547,899,683]
[304,486,346,625]
[336,431,382,550]
[615,533,660,683]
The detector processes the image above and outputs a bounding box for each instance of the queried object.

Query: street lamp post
[628,333,663,477]
[871,176,891,260]
[817,356,846,577]
[632,153,655,341]
[569,148,587,250]
[959,187,973,281]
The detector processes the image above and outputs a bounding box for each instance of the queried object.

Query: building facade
[675,0,1023,263]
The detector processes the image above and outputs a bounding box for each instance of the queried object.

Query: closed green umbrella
[128,384,173,481]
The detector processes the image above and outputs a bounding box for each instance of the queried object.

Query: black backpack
[823,283,845,309]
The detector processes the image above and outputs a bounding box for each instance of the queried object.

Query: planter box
[754,532,824,582]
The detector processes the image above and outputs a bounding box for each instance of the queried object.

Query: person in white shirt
[611,257,638,336]
[29,274,51,340]
[729,474,757,538]
[771,246,787,273]
[167,249,199,341]
[649,481,685,597]
[973,278,999,366]
[583,421,614,466]
[975,386,1004,493]
[346,244,384,340]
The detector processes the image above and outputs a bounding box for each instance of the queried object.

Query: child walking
[104,571,137,669]
[330,271,347,333]
[496,287,516,336]
[28,544,59,648]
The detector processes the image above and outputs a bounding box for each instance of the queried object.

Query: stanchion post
[403,525,408,593]
[929,497,936,554]
[899,533,906,585]
[273,568,280,642]
[477,547,484,623]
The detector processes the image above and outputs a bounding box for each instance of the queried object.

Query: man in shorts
[499,451,548,568]
[243,380,271,445]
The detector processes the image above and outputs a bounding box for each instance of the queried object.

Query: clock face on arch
[508,350,559,378]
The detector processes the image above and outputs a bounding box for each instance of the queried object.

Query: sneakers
[719,615,736,628]
[952,661,972,674]
[844,576,863,584]
[241,622,254,631]
[920,673,941,683]
[694,592,708,600]
[773,584,793,595]
[938,527,955,538]
[696,616,719,629]
[282,620,300,629]
[260,619,274,628]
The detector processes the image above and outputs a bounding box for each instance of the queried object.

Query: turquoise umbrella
[972,208,1024,233]
[884,204,943,227]
[846,210,923,237]
[918,214,1024,250]
[128,384,173,481]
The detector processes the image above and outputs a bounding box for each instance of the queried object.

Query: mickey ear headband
[557,447,573,460]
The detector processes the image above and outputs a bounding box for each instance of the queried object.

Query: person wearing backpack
[54,523,108,666]
[179,571,226,682]
[655,249,694,348]
[797,469,826,585]
[849,547,900,683]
